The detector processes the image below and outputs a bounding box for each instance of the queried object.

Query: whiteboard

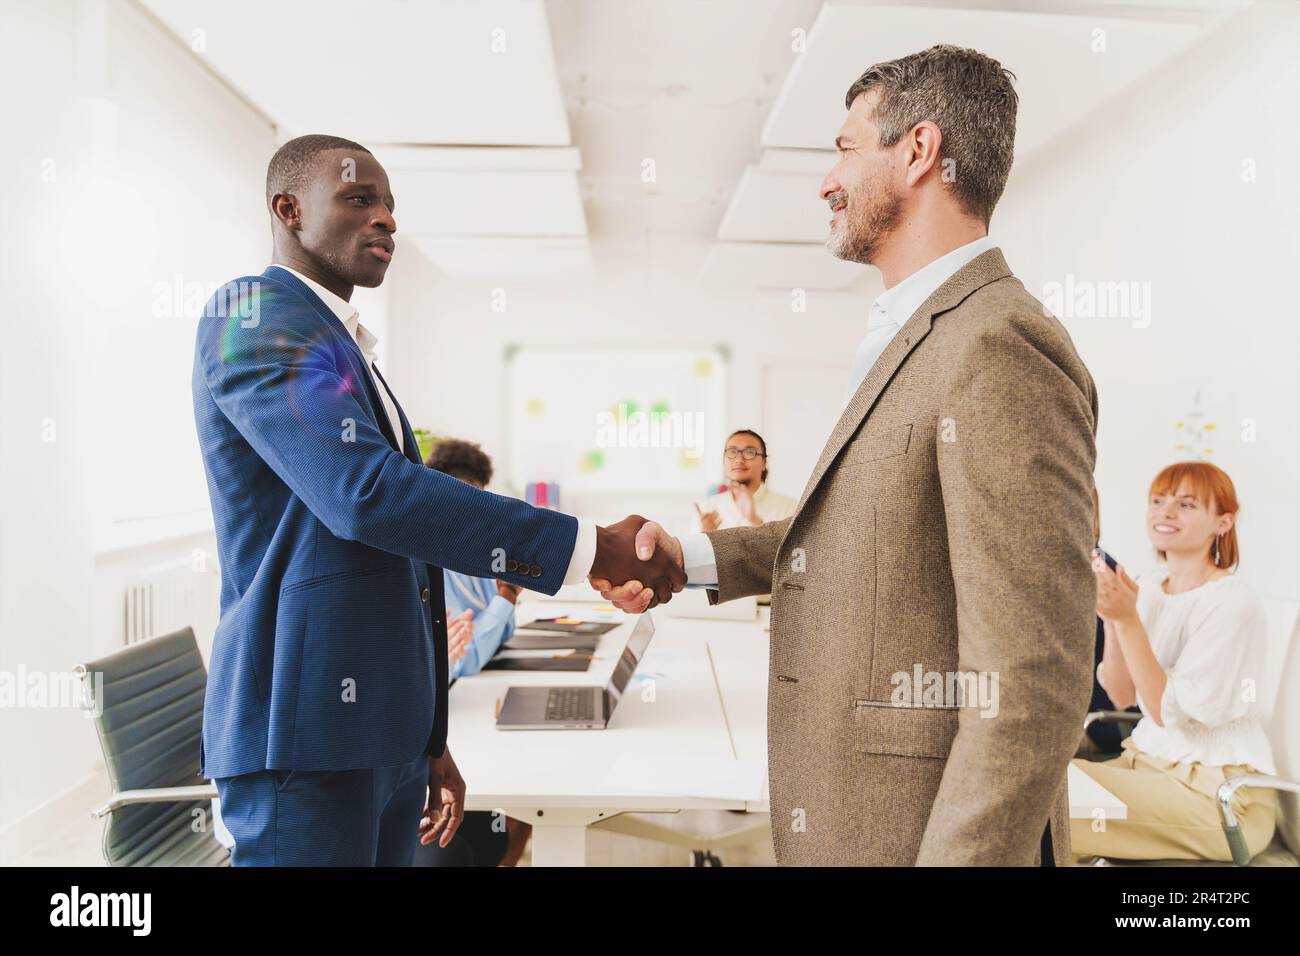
[506,347,727,494]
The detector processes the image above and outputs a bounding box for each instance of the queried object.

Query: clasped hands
[588,515,685,614]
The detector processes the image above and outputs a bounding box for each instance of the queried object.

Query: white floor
[11,762,776,867]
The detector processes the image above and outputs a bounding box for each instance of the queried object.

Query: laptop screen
[605,613,655,704]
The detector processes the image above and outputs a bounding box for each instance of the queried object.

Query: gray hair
[845,44,1018,224]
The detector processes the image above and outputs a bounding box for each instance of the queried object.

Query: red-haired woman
[1071,462,1276,862]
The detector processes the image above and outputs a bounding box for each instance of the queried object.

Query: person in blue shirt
[413,437,528,866]
[424,438,523,681]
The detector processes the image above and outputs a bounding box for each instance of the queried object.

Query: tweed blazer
[706,248,1098,865]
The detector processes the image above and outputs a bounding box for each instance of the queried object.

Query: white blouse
[1127,568,1275,774]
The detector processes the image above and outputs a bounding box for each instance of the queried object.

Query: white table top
[448,599,1126,823]
[448,604,769,812]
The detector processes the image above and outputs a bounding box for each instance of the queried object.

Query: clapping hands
[446,608,473,664]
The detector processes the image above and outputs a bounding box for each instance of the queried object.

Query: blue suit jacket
[192,265,577,778]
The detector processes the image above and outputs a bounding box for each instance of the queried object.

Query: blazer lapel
[263,265,405,455]
[794,248,1014,514]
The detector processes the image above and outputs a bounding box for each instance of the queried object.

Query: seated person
[1070,462,1277,863]
[691,429,797,532]
[1081,485,1141,758]
[425,438,522,680]
[412,438,529,867]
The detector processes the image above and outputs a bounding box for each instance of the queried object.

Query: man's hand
[495,580,522,604]
[587,515,685,609]
[446,608,473,664]
[419,748,466,848]
[589,519,683,613]
[694,502,721,532]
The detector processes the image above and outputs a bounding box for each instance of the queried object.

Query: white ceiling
[763,1,1230,157]
[138,0,1243,289]
[138,0,588,281]
[717,0,1240,267]
[139,0,571,145]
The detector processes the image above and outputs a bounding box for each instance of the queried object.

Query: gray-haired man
[593,45,1099,866]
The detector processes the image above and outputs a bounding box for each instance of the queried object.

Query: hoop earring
[1214,534,1222,567]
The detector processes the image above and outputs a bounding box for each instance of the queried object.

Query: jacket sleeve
[704,516,792,604]
[196,281,576,593]
[916,322,1098,866]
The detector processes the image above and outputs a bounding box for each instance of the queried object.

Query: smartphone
[1093,547,1120,572]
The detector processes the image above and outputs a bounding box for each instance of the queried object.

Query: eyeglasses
[724,447,766,461]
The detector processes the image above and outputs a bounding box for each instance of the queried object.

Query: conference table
[447,599,1127,866]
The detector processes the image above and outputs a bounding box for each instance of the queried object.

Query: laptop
[496,614,655,730]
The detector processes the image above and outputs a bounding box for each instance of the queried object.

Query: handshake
[587,515,685,614]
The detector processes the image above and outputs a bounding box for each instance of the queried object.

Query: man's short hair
[265,134,370,209]
[425,438,493,488]
[845,44,1018,224]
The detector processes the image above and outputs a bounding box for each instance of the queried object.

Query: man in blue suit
[192,134,685,865]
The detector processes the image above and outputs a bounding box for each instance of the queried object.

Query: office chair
[76,627,229,866]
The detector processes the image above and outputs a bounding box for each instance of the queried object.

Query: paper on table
[494,648,582,659]
[597,753,766,802]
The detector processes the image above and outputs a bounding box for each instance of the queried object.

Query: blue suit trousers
[215,753,428,866]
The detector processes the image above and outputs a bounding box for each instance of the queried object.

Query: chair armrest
[1083,709,1143,731]
[91,783,219,819]
[1216,773,1300,865]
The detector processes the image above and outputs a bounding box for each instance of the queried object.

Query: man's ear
[904,121,943,187]
[270,192,301,231]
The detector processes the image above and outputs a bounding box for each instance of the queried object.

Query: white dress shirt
[1127,569,1275,773]
[274,264,596,585]
[681,236,995,585]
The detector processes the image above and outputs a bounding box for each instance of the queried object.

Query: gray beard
[827,192,902,265]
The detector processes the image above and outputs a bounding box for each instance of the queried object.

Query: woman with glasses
[691,429,796,532]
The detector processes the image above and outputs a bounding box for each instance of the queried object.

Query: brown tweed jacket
[706,248,1098,866]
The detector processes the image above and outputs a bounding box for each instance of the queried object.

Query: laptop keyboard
[545,687,596,722]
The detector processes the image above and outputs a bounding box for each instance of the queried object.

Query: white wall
[380,236,876,534]
[994,1,1300,602]
[0,0,273,852]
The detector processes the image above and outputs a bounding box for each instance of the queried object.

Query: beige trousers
[1070,738,1277,863]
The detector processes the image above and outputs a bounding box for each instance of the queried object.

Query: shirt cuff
[681,532,719,587]
[562,518,598,585]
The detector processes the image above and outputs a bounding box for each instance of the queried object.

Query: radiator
[124,554,221,646]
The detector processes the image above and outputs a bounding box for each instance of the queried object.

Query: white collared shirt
[845,235,995,401]
[273,263,597,586]
[682,236,995,585]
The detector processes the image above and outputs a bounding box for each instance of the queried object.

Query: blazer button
[506,559,519,572]
[420,587,430,603]
[530,565,543,578]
